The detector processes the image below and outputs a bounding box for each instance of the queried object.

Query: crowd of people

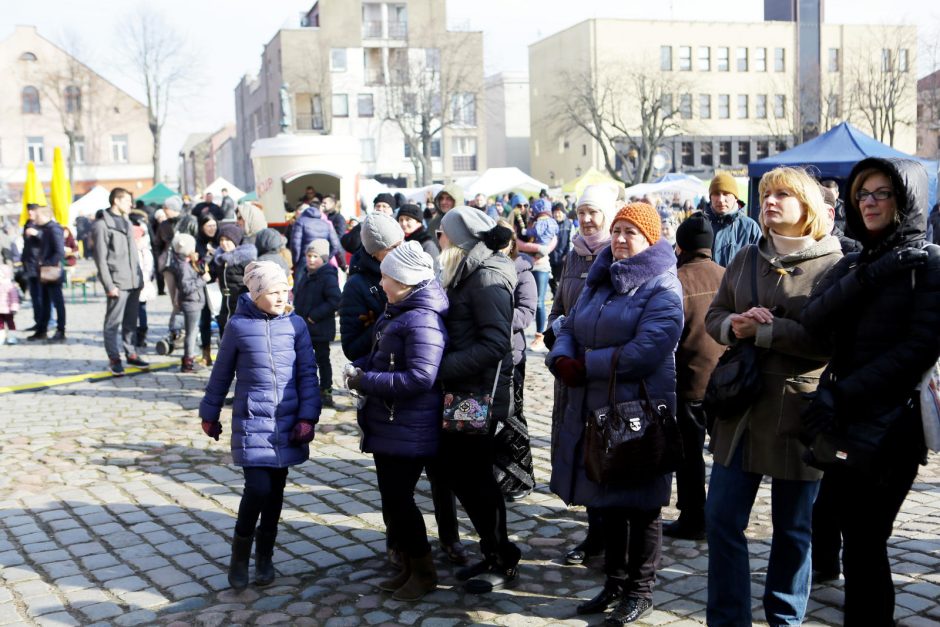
[0,162,937,626]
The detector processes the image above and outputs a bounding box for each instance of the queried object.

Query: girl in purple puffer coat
[199,261,320,592]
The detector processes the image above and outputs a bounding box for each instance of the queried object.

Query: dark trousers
[27,277,42,326]
[312,341,333,391]
[549,259,564,296]
[235,466,289,537]
[199,305,213,349]
[137,301,148,336]
[812,471,842,574]
[385,457,459,550]
[831,457,920,626]
[602,506,662,600]
[674,399,707,523]
[374,454,432,557]
[438,432,520,565]
[38,281,65,333]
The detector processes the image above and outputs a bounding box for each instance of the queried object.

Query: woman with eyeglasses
[802,158,940,626]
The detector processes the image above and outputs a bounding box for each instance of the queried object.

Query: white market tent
[463,167,549,198]
[623,174,707,202]
[204,177,245,201]
[70,185,110,221]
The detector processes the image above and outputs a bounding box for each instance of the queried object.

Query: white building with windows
[0,25,153,197]
[233,0,485,194]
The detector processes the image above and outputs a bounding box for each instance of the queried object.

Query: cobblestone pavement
[1,278,939,626]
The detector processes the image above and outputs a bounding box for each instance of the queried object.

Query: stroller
[155,328,183,355]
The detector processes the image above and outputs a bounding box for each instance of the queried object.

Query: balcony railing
[295,114,324,131]
[362,20,382,39]
[452,155,477,171]
[388,21,408,39]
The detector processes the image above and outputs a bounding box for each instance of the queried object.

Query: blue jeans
[705,443,819,626]
[533,269,549,333]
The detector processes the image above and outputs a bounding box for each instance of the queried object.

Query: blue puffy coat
[290,205,342,267]
[705,206,762,267]
[354,279,449,458]
[200,293,321,467]
[293,263,341,343]
[547,239,683,509]
[339,249,386,361]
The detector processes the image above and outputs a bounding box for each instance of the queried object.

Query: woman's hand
[730,314,761,339]
[741,306,774,324]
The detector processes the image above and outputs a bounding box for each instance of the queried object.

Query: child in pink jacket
[0,265,20,344]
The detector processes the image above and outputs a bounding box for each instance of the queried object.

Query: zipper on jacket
[387,353,396,421]
[266,319,282,466]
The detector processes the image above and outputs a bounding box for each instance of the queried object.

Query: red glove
[202,420,222,441]
[554,356,587,388]
[290,420,316,444]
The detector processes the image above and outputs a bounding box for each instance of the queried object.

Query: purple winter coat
[200,293,321,467]
[511,254,537,365]
[354,279,449,458]
[547,240,683,508]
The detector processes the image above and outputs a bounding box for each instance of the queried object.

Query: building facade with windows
[917,69,940,161]
[529,16,917,186]
[0,26,153,198]
[178,124,237,198]
[233,0,485,193]
[485,72,531,172]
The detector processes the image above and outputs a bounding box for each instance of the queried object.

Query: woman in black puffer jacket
[802,157,940,627]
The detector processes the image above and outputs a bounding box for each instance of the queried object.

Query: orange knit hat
[610,202,662,245]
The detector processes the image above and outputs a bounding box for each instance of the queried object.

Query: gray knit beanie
[171,233,196,256]
[380,240,435,286]
[440,205,496,251]
[361,212,404,255]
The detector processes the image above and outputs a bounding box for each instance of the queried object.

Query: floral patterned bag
[441,357,506,435]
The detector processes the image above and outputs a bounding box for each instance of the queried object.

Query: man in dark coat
[20,204,44,333]
[663,213,725,540]
[191,192,224,222]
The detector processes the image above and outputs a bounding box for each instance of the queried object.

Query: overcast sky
[3,0,938,180]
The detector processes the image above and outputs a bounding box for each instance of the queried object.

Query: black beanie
[676,213,714,252]
[397,203,424,223]
[374,193,397,208]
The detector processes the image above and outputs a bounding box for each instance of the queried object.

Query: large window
[110,134,128,163]
[388,3,408,38]
[738,141,750,165]
[827,93,840,117]
[452,136,477,171]
[660,45,672,71]
[755,47,767,72]
[718,94,730,119]
[881,49,891,72]
[699,94,711,119]
[899,49,909,72]
[756,94,767,119]
[736,47,748,71]
[756,140,770,160]
[719,141,732,165]
[700,142,714,166]
[332,94,349,117]
[698,46,710,71]
[679,93,692,119]
[21,86,40,113]
[404,137,441,158]
[65,86,81,113]
[26,136,44,163]
[774,47,785,72]
[451,93,476,126]
[681,142,694,166]
[737,94,749,118]
[330,48,347,72]
[679,46,692,71]
[774,94,787,119]
[72,137,85,164]
[717,47,729,71]
[357,94,374,117]
[661,93,674,117]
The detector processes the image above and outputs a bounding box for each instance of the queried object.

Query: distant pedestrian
[131,219,157,348]
[200,260,320,592]
[27,206,66,343]
[169,234,206,373]
[0,264,20,345]
[92,188,147,375]
[212,224,257,337]
[293,239,341,407]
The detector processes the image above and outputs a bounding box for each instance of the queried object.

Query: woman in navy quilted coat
[346,241,448,601]
[199,261,321,592]
[547,202,683,625]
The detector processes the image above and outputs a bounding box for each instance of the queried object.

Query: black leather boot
[254,530,277,586]
[227,532,253,591]
[577,578,623,615]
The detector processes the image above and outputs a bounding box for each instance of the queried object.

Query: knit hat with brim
[361,212,404,255]
[441,205,496,251]
[610,202,662,245]
[380,240,435,286]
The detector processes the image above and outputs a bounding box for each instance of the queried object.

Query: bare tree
[380,33,481,186]
[123,7,195,182]
[550,65,688,185]
[846,26,917,147]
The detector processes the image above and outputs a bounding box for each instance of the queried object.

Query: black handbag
[583,348,683,485]
[704,246,763,423]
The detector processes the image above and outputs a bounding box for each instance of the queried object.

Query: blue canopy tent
[747,122,938,216]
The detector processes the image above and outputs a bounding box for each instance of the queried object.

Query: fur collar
[587,239,677,294]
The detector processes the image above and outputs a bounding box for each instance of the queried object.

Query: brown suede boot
[202,346,213,366]
[392,552,438,601]
[378,557,410,592]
